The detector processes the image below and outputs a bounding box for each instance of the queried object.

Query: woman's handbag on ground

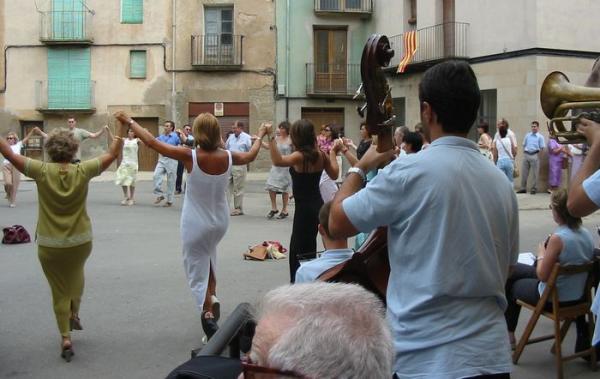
[2,225,31,244]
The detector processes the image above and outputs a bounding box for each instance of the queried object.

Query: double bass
[319,35,396,303]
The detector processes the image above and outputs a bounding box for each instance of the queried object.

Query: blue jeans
[496,158,514,183]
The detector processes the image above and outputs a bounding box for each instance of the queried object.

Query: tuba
[541,71,600,144]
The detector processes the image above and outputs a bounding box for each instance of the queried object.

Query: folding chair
[512,262,597,379]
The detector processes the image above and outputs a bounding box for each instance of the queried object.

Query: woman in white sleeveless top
[115,112,266,339]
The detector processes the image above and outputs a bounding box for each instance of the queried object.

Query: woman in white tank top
[115,112,267,340]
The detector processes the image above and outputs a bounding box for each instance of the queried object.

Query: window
[51,0,85,40]
[313,27,347,93]
[47,47,91,109]
[392,97,406,127]
[469,89,497,141]
[121,0,143,24]
[129,50,146,78]
[204,6,234,64]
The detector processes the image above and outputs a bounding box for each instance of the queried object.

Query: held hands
[356,144,395,172]
[332,138,345,153]
[262,122,273,138]
[114,111,131,125]
[576,118,600,147]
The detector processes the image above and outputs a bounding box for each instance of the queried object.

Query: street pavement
[1,173,599,379]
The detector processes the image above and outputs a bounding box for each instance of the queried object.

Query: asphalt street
[1,178,599,379]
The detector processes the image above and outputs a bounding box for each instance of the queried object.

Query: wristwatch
[346,167,366,182]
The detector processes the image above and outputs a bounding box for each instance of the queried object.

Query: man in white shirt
[295,201,354,283]
[225,120,252,215]
[329,61,518,378]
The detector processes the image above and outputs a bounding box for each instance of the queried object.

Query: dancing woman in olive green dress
[0,128,121,361]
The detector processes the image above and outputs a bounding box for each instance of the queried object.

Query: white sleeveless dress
[181,149,231,311]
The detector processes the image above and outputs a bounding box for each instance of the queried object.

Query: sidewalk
[15,170,554,211]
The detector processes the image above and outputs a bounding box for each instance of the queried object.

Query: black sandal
[201,311,219,341]
[266,210,279,219]
[277,211,289,219]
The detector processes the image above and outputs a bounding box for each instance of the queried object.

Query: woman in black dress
[267,119,340,282]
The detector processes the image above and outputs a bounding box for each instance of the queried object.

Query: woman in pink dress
[547,137,567,192]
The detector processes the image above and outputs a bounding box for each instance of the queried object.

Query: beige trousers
[228,165,247,210]
[2,163,20,205]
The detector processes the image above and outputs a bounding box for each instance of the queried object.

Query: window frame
[121,0,143,24]
[129,50,147,79]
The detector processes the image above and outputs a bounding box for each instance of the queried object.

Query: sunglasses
[241,356,306,378]
[6,136,15,140]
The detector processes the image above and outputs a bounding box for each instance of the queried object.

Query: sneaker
[230,209,244,216]
[121,199,128,206]
[154,196,165,205]
[516,189,526,194]
[9,203,15,208]
[127,199,135,206]
[162,202,173,207]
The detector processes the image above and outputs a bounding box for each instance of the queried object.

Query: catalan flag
[397,30,418,73]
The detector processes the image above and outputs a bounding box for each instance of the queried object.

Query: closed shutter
[48,47,91,109]
[121,0,143,24]
[130,50,146,78]
[52,0,84,40]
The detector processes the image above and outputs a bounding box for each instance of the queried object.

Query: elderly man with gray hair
[243,282,393,379]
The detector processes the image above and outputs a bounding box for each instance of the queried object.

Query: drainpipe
[171,0,177,121]
[285,0,290,121]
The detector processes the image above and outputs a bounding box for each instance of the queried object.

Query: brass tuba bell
[540,71,600,144]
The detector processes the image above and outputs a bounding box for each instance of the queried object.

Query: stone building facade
[0,0,276,170]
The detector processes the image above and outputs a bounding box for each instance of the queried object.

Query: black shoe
[575,331,600,362]
[530,189,536,195]
[201,312,219,341]
[516,189,526,194]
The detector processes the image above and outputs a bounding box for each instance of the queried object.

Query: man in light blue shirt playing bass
[329,61,519,379]
[517,121,545,194]
[225,120,252,216]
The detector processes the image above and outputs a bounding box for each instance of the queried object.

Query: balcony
[191,34,243,70]
[314,0,373,16]
[40,11,93,44]
[306,63,361,98]
[35,80,96,113]
[389,22,469,70]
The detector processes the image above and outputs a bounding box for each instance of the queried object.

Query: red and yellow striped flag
[397,30,418,73]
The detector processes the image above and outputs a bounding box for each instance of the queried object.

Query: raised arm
[0,136,27,173]
[20,128,37,145]
[568,118,600,216]
[89,126,107,139]
[339,139,358,166]
[323,141,342,180]
[34,126,48,139]
[231,124,267,165]
[98,134,124,172]
[114,111,190,162]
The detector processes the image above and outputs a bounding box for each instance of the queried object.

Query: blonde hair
[45,129,79,163]
[551,189,582,229]
[192,113,221,151]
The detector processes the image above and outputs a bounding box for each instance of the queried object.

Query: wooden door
[314,29,347,93]
[301,108,345,135]
[129,117,158,171]
[20,121,44,161]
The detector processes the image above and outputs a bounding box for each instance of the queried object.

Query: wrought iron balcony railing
[191,34,243,69]
[314,0,373,15]
[389,22,469,68]
[40,11,93,43]
[35,79,96,112]
[306,63,361,97]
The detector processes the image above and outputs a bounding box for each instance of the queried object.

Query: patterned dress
[265,139,292,193]
[115,138,139,186]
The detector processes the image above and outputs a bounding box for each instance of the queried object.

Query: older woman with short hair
[0,128,121,361]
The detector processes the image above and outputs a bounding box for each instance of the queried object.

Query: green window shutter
[47,47,91,109]
[52,0,85,40]
[121,0,143,24]
[130,50,147,78]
